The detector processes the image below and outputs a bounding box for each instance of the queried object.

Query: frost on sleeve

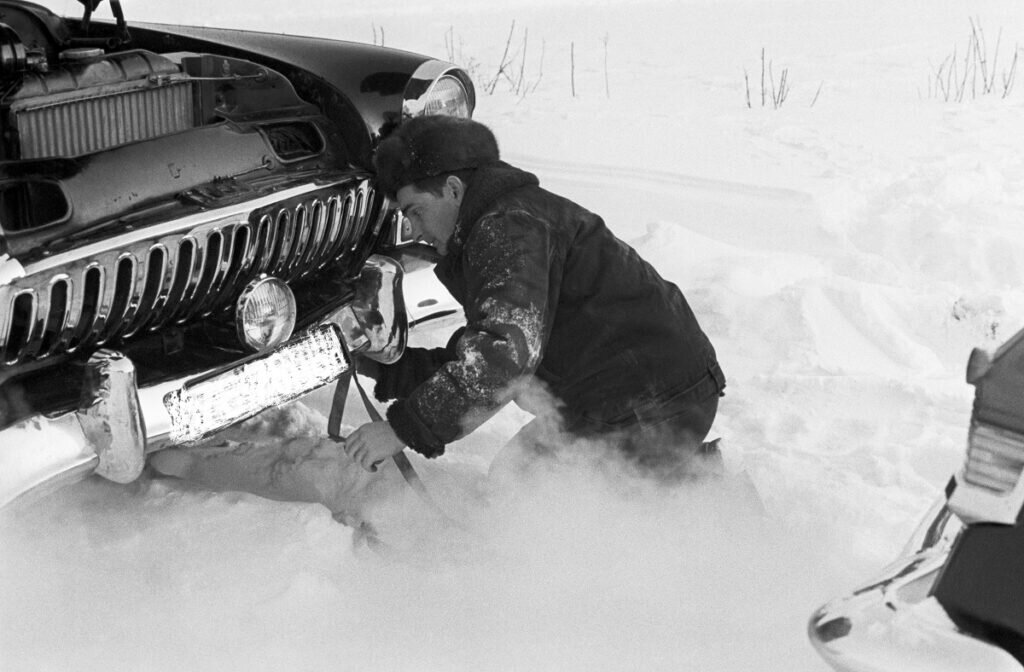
[387,212,555,457]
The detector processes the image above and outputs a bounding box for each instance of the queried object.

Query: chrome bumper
[0,253,411,510]
[0,323,350,509]
[809,500,1023,672]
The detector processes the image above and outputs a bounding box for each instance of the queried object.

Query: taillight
[964,422,1024,493]
[948,341,1024,525]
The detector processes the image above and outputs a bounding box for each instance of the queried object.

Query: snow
[5,0,1024,670]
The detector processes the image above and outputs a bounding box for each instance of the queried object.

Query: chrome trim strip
[22,183,324,275]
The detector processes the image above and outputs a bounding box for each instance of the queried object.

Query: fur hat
[373,115,500,197]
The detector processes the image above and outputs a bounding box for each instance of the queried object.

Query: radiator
[13,81,195,159]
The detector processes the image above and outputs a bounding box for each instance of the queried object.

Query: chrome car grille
[0,177,384,366]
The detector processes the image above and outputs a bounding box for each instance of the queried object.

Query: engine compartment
[0,1,350,257]
[0,2,397,425]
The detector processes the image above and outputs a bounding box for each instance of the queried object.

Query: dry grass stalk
[745,48,792,109]
[928,18,1019,101]
[571,41,576,98]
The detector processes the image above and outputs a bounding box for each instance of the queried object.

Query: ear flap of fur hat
[374,116,500,196]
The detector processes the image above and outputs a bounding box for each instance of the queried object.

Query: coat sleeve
[369,328,464,402]
[387,211,561,457]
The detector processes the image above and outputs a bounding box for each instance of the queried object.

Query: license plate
[164,324,349,445]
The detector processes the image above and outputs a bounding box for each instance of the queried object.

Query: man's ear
[445,175,465,204]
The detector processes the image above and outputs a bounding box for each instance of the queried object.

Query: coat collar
[445,161,540,259]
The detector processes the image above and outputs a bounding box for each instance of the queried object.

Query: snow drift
[4,0,1024,670]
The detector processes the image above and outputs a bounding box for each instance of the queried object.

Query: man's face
[396,177,463,256]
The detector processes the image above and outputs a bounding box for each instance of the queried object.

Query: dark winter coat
[376,161,724,458]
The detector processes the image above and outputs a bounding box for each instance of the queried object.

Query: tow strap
[326,362,449,519]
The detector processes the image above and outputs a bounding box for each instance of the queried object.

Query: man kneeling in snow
[151,116,726,520]
[344,115,725,481]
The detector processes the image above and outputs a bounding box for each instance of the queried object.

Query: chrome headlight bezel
[402,60,476,119]
[234,275,297,352]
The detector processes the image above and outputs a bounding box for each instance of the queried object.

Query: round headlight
[235,276,296,352]
[403,63,475,119]
[421,75,473,117]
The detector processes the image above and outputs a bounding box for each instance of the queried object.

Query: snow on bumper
[0,323,349,509]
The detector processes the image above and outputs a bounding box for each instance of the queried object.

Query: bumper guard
[0,323,350,509]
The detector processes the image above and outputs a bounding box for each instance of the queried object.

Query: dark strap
[327,368,352,439]
[327,360,451,521]
[351,372,448,514]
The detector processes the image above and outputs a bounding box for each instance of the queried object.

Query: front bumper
[808,500,1023,672]
[0,252,412,509]
[0,323,350,509]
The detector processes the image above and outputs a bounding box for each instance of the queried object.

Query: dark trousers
[493,366,724,483]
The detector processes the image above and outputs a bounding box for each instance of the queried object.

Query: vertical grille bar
[193,228,239,318]
[18,286,47,359]
[110,251,150,339]
[325,196,343,249]
[172,234,213,324]
[146,241,181,331]
[123,246,168,338]
[326,194,355,262]
[302,199,329,272]
[68,265,102,351]
[249,214,277,277]
[349,186,371,253]
[96,254,136,344]
[179,232,222,322]
[2,291,35,364]
[218,224,257,304]
[270,210,294,277]
[37,277,69,356]
[287,204,311,278]
[157,237,197,327]
[0,287,13,359]
[56,272,80,354]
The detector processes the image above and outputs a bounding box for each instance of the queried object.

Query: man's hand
[344,421,406,472]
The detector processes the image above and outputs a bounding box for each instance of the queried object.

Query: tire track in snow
[504,152,836,255]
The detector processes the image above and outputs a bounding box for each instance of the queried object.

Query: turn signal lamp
[235,275,296,352]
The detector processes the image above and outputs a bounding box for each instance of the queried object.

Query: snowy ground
[4,1,1024,670]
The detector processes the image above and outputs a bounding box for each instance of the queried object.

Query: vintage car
[809,327,1024,671]
[0,0,473,507]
